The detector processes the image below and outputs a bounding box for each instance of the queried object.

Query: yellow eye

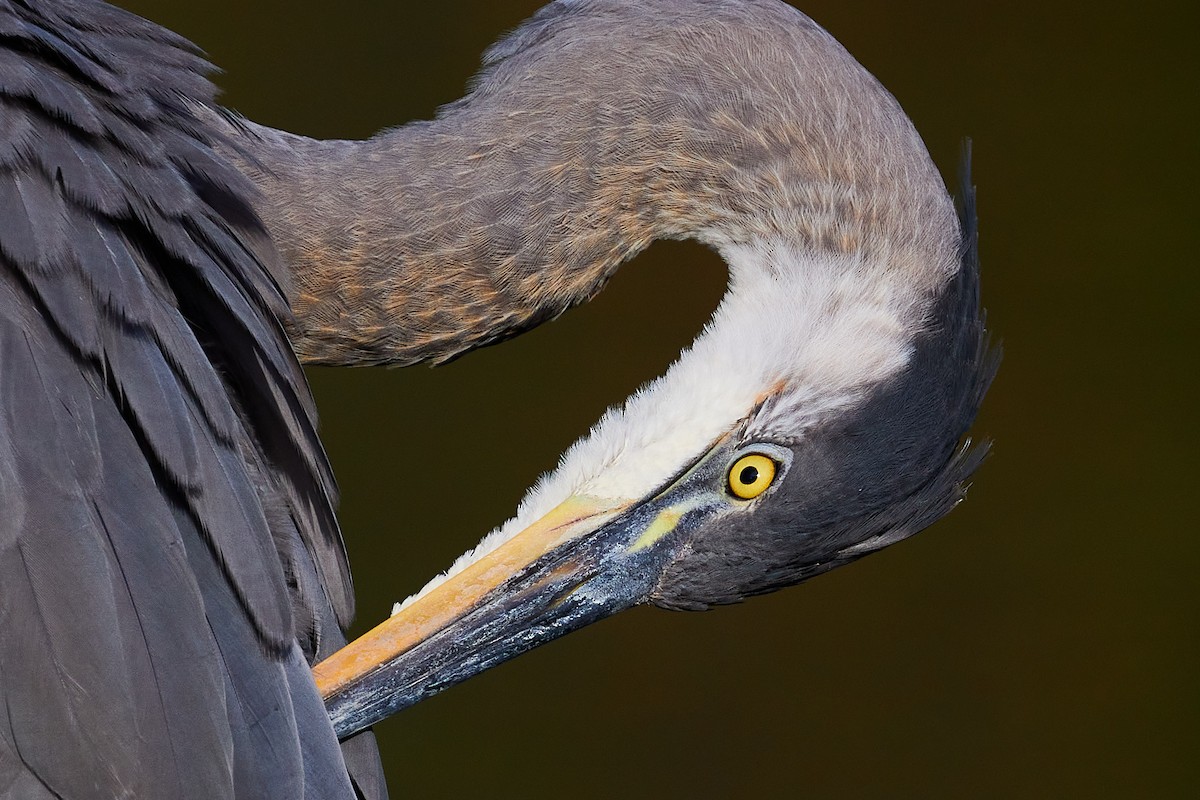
[727,454,777,500]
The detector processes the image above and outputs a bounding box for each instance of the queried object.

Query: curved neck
[236,115,675,367]
[231,0,960,367]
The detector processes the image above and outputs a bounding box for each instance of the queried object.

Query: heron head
[314,185,995,737]
[310,0,998,738]
[650,241,994,611]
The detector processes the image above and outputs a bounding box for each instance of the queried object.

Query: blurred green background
[118,1,1197,796]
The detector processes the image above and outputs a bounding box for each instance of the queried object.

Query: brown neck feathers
[231,0,956,366]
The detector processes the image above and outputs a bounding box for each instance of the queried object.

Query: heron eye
[727,454,777,499]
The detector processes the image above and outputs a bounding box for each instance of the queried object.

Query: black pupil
[738,465,759,485]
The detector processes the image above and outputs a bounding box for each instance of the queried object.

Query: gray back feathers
[0,0,381,796]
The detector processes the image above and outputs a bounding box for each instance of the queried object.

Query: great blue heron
[0,0,994,797]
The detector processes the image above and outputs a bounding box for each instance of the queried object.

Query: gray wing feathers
[0,299,235,798]
[0,0,383,796]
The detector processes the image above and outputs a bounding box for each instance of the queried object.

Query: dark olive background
[115,1,1196,797]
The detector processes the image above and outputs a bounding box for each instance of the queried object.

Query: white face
[397,241,935,612]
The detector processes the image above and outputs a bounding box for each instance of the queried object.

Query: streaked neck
[230,0,960,367]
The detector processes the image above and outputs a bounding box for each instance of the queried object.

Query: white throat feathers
[395,237,952,614]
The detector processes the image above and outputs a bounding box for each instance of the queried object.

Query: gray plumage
[1,0,996,794]
[0,1,381,797]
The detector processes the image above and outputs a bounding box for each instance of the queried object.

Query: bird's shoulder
[0,1,366,796]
